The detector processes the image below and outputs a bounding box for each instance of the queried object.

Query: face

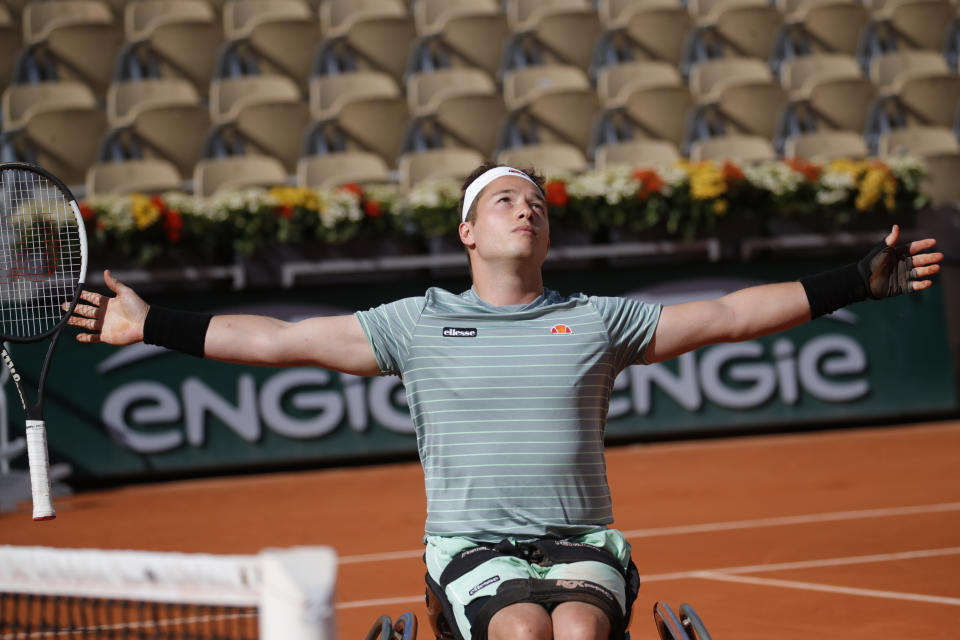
[460,175,550,266]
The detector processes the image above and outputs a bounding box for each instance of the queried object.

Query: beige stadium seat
[689,134,777,163]
[688,0,769,18]
[412,0,509,77]
[877,125,960,156]
[296,151,392,188]
[22,0,124,96]
[598,0,685,29]
[1,81,107,186]
[783,0,869,55]
[223,0,321,90]
[594,138,680,169]
[917,152,960,204]
[398,147,485,189]
[106,77,211,178]
[780,54,876,133]
[869,0,956,50]
[194,154,288,197]
[124,0,224,95]
[502,64,600,153]
[869,49,950,88]
[694,3,783,61]
[887,70,960,128]
[0,4,21,90]
[596,59,684,108]
[209,75,311,172]
[406,68,506,157]
[85,157,183,196]
[497,142,589,174]
[621,84,695,147]
[783,130,869,160]
[308,71,409,167]
[690,59,787,140]
[505,0,602,70]
[319,0,416,82]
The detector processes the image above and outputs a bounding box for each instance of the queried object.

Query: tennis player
[68,162,943,640]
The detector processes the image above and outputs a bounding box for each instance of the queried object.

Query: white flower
[742,161,804,196]
[319,188,363,228]
[567,166,639,204]
[405,177,461,210]
[816,170,856,205]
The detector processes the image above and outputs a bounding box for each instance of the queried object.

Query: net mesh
[0,546,336,640]
[0,166,85,340]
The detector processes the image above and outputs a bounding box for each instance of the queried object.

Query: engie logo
[443,327,477,337]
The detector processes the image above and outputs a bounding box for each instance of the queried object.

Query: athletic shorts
[424,529,635,640]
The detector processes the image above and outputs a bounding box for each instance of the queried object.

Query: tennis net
[0,545,337,640]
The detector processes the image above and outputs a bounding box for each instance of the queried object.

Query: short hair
[457,161,547,225]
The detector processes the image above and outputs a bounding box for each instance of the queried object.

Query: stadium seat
[884,67,960,128]
[783,129,869,160]
[398,147,485,189]
[123,0,224,95]
[505,0,602,71]
[222,0,321,90]
[877,125,960,156]
[22,0,124,97]
[916,152,960,204]
[596,59,684,108]
[594,138,681,169]
[785,0,869,55]
[689,133,777,163]
[106,77,211,178]
[689,58,787,141]
[209,74,311,172]
[318,0,416,82]
[411,0,509,77]
[296,150,392,188]
[690,2,783,61]
[406,67,506,157]
[869,49,950,88]
[497,142,589,174]
[868,0,956,51]
[1,81,107,186]
[501,64,600,153]
[779,53,876,134]
[307,70,409,167]
[0,6,19,91]
[597,0,685,29]
[194,154,289,197]
[85,157,183,196]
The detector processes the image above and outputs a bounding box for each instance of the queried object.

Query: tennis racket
[0,162,87,520]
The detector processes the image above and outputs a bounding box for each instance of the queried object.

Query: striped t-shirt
[356,287,661,542]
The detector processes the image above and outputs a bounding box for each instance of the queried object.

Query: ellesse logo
[443,327,478,337]
[550,324,573,334]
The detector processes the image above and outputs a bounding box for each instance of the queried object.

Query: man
[68,162,943,640]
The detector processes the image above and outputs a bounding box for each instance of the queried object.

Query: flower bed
[81,156,930,266]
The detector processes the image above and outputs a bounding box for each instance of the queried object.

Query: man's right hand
[67,270,149,345]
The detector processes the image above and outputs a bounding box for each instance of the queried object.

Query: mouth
[513,226,536,236]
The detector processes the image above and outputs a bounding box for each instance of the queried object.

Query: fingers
[74,332,101,344]
[80,289,103,305]
[911,251,944,268]
[907,237,937,255]
[884,224,900,247]
[103,269,126,295]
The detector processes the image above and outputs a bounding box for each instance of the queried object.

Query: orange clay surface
[2,419,959,639]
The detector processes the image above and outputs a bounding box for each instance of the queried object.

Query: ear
[458,220,475,249]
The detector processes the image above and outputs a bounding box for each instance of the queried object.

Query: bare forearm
[716,281,812,343]
[204,314,293,365]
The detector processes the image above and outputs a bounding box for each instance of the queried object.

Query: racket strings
[0,167,83,339]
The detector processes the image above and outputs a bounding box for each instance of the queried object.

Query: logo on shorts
[443,327,478,338]
[550,324,573,334]
[468,575,500,596]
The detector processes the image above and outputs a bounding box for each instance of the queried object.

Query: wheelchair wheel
[364,615,393,640]
[679,604,713,640]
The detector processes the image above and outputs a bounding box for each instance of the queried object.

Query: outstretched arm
[68,270,381,376]
[644,226,943,364]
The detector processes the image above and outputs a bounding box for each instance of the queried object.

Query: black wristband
[799,263,869,319]
[142,306,213,358]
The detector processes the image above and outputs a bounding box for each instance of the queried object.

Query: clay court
[2,418,959,639]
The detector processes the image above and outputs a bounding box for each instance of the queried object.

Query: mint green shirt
[356,287,661,542]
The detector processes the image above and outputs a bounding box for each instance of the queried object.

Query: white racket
[0,163,87,520]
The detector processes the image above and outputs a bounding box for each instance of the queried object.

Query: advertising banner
[3,263,956,482]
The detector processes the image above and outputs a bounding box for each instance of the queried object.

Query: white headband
[461,166,543,222]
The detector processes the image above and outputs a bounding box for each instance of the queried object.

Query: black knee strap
[471,578,626,640]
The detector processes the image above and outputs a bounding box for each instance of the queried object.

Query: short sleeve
[590,296,662,370]
[354,296,426,376]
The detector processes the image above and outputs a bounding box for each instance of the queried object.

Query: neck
[470,264,544,306]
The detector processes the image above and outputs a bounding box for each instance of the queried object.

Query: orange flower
[341,182,364,198]
[364,199,383,219]
[162,209,183,243]
[275,203,294,219]
[544,180,569,207]
[79,202,95,223]
[721,161,744,185]
[633,169,664,199]
[785,157,821,183]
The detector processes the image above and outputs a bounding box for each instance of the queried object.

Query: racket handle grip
[26,420,56,521]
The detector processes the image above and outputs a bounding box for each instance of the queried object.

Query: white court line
[335,547,960,610]
[696,572,960,606]
[337,502,960,565]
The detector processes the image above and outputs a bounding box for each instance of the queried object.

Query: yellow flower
[688,162,726,200]
[269,186,320,211]
[855,164,894,211]
[828,158,868,180]
[713,199,728,215]
[130,194,161,230]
